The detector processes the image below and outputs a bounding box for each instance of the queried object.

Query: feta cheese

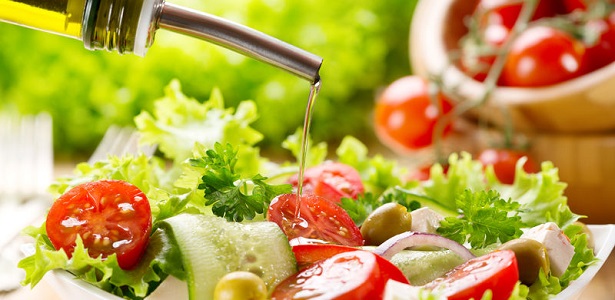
[521,222,574,277]
[410,207,444,234]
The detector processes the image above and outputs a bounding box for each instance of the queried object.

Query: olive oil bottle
[0,0,85,38]
[0,0,322,82]
[0,0,158,55]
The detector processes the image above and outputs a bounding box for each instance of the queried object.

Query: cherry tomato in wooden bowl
[475,0,559,45]
[45,179,152,270]
[499,26,586,87]
[374,76,454,153]
[582,11,615,73]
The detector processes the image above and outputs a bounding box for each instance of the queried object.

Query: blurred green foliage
[0,0,417,159]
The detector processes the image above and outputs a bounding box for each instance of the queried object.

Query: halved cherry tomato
[46,180,152,270]
[271,250,388,300]
[291,244,410,285]
[424,250,519,300]
[500,26,586,87]
[374,76,454,152]
[292,243,357,269]
[267,194,364,246]
[289,162,364,203]
[478,148,539,184]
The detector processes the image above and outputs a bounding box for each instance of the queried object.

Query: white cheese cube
[410,207,444,234]
[521,222,574,277]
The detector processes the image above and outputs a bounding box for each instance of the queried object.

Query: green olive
[498,238,550,285]
[575,221,594,251]
[360,202,412,246]
[213,271,268,300]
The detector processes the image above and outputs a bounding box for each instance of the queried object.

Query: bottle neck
[82,0,162,55]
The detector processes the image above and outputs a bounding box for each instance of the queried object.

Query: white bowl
[42,224,615,299]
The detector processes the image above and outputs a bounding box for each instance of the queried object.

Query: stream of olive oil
[294,79,321,217]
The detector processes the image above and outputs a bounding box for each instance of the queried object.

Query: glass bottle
[0,0,322,82]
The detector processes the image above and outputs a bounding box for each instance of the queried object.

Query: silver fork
[87,125,157,164]
[0,124,156,292]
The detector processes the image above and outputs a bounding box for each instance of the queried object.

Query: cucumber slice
[385,247,494,285]
[161,213,297,300]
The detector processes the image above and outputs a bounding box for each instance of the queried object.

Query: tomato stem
[433,0,539,152]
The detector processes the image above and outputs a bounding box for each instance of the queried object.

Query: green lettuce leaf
[495,159,579,228]
[134,80,263,165]
[19,225,182,299]
[421,152,487,210]
[413,152,579,230]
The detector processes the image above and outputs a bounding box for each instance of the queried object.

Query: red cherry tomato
[267,194,364,246]
[289,162,364,203]
[291,244,410,285]
[424,250,519,300]
[271,250,390,300]
[478,148,539,184]
[583,12,615,72]
[563,0,589,12]
[46,180,152,269]
[476,0,559,45]
[460,52,496,82]
[374,76,454,152]
[461,0,559,81]
[500,26,586,87]
[407,163,449,181]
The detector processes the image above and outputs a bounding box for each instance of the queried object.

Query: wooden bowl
[409,0,615,134]
[408,0,615,223]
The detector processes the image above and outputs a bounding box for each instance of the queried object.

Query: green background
[0,0,418,160]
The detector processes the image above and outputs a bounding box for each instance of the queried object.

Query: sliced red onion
[372,231,475,261]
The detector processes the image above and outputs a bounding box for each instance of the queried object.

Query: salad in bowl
[18,80,612,299]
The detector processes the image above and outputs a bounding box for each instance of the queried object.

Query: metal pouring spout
[158,3,323,83]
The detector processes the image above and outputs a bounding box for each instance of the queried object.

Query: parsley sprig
[437,189,526,248]
[190,143,291,222]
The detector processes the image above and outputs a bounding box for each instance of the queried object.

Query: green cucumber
[385,247,495,285]
[389,249,466,285]
[160,213,297,300]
